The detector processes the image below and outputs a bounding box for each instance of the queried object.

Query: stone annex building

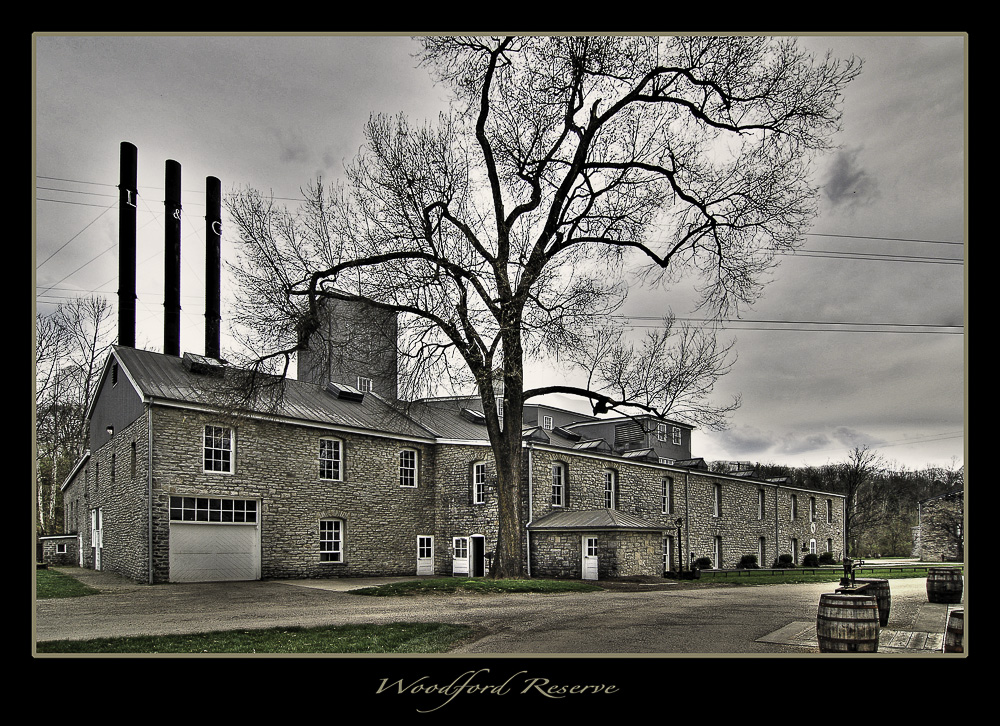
[59,335,846,584]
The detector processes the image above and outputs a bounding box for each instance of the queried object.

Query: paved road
[34,568,956,655]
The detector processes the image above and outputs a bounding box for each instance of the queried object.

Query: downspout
[146,405,154,584]
[525,442,533,578]
[683,471,690,568]
[774,485,780,566]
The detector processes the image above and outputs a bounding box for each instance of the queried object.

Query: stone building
[913,485,965,562]
[59,344,845,584]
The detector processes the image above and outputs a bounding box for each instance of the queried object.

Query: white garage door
[168,496,260,582]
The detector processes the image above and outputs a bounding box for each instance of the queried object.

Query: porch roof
[527,509,666,532]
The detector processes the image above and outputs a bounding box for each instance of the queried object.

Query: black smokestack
[163,159,182,357]
[117,142,138,348]
[205,176,222,359]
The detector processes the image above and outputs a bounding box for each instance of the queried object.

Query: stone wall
[39,536,78,566]
[148,407,435,582]
[918,490,964,561]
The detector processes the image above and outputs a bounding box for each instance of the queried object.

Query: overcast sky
[32,33,966,473]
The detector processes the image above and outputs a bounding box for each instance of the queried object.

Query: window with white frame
[169,496,257,523]
[399,449,418,487]
[790,494,798,520]
[472,461,487,504]
[454,537,468,560]
[551,462,565,507]
[320,519,343,562]
[657,423,668,442]
[826,499,833,524]
[319,438,343,481]
[810,496,817,522]
[542,415,553,431]
[661,477,673,514]
[672,427,682,445]
[713,483,722,517]
[357,376,373,393]
[203,425,233,473]
[758,489,766,520]
[603,469,617,509]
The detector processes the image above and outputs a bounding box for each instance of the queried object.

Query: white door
[582,536,599,580]
[417,536,435,575]
[169,523,260,582]
[91,508,103,570]
[452,537,469,576]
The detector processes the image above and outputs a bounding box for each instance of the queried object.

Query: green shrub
[773,553,796,568]
[802,553,820,567]
[694,557,712,569]
[737,554,759,569]
[819,551,836,565]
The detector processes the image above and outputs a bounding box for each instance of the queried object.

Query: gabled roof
[528,509,666,531]
[110,346,435,441]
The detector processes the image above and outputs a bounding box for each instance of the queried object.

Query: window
[357,376,373,393]
[758,489,766,520]
[713,483,722,517]
[603,469,617,509]
[472,461,487,504]
[542,415,554,431]
[320,519,343,562]
[790,494,798,520]
[672,427,682,446]
[714,536,723,569]
[130,441,137,479]
[169,496,257,523]
[57,543,67,554]
[203,425,233,473]
[810,496,817,522]
[399,449,418,487]
[759,537,766,566]
[657,423,668,442]
[827,538,833,553]
[551,462,565,507]
[496,397,504,429]
[661,477,674,515]
[110,452,116,484]
[319,438,343,481]
[809,539,817,555]
[826,499,833,524]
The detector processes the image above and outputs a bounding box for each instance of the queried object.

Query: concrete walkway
[757,601,957,653]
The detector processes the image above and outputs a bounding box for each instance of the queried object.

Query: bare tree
[226,36,861,577]
[34,296,115,532]
[836,445,889,557]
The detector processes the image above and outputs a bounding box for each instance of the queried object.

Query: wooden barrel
[854,578,891,626]
[816,593,880,653]
[926,567,963,604]
[944,608,964,653]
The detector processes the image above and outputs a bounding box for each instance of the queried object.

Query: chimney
[163,160,182,357]
[117,142,138,348]
[205,176,222,360]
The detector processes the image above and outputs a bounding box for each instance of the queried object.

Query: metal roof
[112,346,435,440]
[528,509,666,531]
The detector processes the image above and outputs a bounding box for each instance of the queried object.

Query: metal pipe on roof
[117,142,138,348]
[205,176,222,360]
[163,160,182,357]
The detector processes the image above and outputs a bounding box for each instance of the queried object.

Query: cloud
[822,147,878,208]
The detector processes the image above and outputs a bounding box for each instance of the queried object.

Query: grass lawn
[36,567,101,599]
[35,622,476,654]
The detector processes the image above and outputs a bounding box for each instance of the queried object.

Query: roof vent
[326,381,365,402]
[552,426,581,441]
[460,408,487,424]
[182,352,225,375]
